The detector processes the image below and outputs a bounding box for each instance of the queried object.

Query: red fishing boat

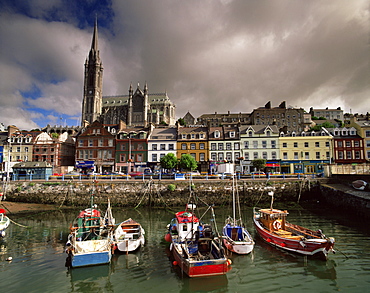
[165,205,231,278]
[253,194,335,260]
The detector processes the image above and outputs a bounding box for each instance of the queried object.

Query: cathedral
[81,21,176,127]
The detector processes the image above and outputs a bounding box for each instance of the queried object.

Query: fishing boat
[222,176,254,254]
[165,204,231,278]
[65,201,115,268]
[253,191,335,260]
[114,218,145,253]
[0,208,10,237]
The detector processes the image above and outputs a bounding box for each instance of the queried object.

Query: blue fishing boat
[65,199,114,268]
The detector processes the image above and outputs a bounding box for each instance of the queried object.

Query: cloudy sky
[1,0,369,130]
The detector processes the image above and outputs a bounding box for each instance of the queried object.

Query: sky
[0,0,369,130]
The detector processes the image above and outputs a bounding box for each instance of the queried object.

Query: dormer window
[214,130,220,138]
[182,134,186,139]
[230,131,235,138]
[248,131,253,137]
[266,131,271,137]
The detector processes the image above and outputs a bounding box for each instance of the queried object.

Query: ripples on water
[0,203,369,293]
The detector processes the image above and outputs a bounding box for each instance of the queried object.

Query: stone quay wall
[3,179,322,208]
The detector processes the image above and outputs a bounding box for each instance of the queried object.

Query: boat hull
[222,238,254,255]
[253,216,334,260]
[0,213,10,237]
[71,251,111,268]
[171,243,230,278]
[116,236,145,253]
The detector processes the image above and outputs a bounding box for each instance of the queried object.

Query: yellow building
[279,129,333,174]
[176,127,208,172]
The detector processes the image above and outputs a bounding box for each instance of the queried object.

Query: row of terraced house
[1,113,369,177]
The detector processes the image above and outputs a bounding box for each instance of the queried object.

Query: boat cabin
[171,211,200,240]
[259,209,288,232]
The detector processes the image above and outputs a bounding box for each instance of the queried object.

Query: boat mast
[232,175,236,226]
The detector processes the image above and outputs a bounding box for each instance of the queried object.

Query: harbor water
[0,201,369,293]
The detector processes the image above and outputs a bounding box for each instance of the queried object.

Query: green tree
[177,118,186,126]
[160,153,178,170]
[178,154,198,171]
[251,159,266,172]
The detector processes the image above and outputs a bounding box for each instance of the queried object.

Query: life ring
[273,220,281,230]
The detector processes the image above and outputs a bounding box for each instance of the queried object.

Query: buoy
[173,261,178,266]
[267,238,272,243]
[227,259,232,266]
[6,257,12,261]
[164,233,172,242]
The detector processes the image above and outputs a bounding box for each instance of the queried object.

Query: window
[262,141,267,149]
[282,142,287,148]
[181,143,187,150]
[305,152,309,159]
[89,139,93,147]
[108,139,113,147]
[271,140,276,149]
[191,134,195,139]
[253,141,258,148]
[211,143,216,150]
[79,140,83,147]
[137,143,143,150]
[316,152,320,159]
[235,152,240,159]
[354,141,359,147]
[338,151,343,159]
[226,143,231,150]
[99,139,103,147]
[338,141,343,147]
[266,131,271,136]
[199,143,205,150]
[346,141,351,148]
[346,151,352,159]
[234,143,240,150]
[160,144,166,150]
[366,130,370,137]
[304,142,309,147]
[271,151,276,159]
[214,130,220,138]
[226,152,232,161]
[182,134,186,139]
[190,143,196,150]
[16,147,20,152]
[137,154,143,162]
[355,151,360,159]
[218,153,224,160]
[120,154,126,162]
[218,143,223,150]
[244,141,249,149]
[253,152,258,159]
[283,152,288,160]
[211,153,217,160]
[25,147,29,153]
[230,131,235,138]
[169,144,174,150]
[152,154,157,161]
[294,142,298,148]
[315,142,320,147]
[249,131,253,137]
[294,152,298,159]
[199,133,204,139]
[326,141,330,147]
[199,153,205,161]
[152,144,157,150]
[245,152,249,160]
[262,152,267,159]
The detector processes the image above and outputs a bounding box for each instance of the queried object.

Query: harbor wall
[3,179,321,208]
[318,183,370,219]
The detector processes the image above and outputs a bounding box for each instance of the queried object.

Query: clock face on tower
[89,90,92,94]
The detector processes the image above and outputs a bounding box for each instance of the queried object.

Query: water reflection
[68,265,112,292]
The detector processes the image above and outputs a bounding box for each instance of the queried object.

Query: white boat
[0,208,10,237]
[222,176,254,254]
[114,218,145,253]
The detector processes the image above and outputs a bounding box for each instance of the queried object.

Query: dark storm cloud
[0,0,368,128]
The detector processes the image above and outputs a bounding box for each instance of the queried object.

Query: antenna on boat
[268,191,274,210]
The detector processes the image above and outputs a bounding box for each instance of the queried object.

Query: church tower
[81,19,103,125]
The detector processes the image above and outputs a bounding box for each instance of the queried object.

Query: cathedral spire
[91,17,99,52]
